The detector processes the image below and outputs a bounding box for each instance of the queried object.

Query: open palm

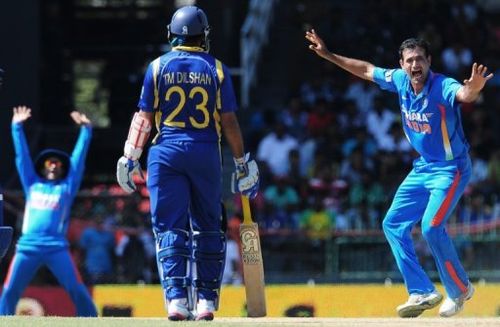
[12,106,32,124]
[463,63,494,92]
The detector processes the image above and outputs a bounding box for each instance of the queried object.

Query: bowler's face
[400,47,431,92]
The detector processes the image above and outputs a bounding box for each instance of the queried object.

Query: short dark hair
[399,38,430,60]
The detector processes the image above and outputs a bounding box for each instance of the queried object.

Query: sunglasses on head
[44,158,62,169]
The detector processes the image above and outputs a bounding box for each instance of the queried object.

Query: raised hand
[70,111,92,126]
[12,106,32,124]
[463,63,494,93]
[305,29,330,59]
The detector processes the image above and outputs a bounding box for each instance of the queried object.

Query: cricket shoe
[167,298,192,321]
[196,299,215,321]
[397,291,443,318]
[439,283,474,317]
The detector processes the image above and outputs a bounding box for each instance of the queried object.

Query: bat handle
[241,195,252,224]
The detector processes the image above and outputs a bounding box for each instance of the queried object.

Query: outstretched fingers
[305,29,327,54]
[12,106,32,123]
[472,62,494,80]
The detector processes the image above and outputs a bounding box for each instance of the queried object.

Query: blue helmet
[167,6,210,51]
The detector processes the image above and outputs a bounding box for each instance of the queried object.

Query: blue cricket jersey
[138,46,238,144]
[11,123,92,249]
[373,68,469,162]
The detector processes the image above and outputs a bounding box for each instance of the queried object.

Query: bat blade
[239,196,266,317]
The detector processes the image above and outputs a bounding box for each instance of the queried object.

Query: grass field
[0,317,499,327]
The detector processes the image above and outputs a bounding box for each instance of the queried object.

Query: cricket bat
[239,195,266,317]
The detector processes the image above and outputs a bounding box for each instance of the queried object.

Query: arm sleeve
[11,122,36,192]
[69,126,93,194]
[442,77,461,108]
[137,60,158,112]
[372,67,406,93]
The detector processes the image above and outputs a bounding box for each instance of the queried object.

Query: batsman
[116,5,259,321]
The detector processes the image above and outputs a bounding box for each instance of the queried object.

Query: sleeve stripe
[152,58,160,110]
[215,59,224,110]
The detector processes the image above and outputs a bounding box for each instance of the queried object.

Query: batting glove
[231,153,259,199]
[116,156,143,193]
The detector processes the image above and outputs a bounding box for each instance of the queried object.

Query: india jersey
[373,68,469,162]
[138,46,238,144]
[11,123,92,249]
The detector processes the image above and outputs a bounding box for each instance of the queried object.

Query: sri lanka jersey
[373,68,469,162]
[138,46,238,144]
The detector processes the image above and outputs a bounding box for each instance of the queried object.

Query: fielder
[0,106,97,316]
[306,29,493,317]
[116,5,259,321]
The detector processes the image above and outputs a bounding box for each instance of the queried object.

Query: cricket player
[306,29,493,317]
[116,5,259,321]
[0,106,97,316]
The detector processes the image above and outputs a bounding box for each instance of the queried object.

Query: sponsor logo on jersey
[401,109,432,134]
[30,191,61,210]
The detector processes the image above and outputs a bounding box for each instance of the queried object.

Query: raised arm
[305,29,375,81]
[455,63,494,103]
[68,111,93,191]
[11,106,36,191]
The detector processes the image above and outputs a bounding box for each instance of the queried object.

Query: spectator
[440,40,472,76]
[280,97,308,141]
[256,121,299,177]
[365,96,397,148]
[299,195,334,241]
[263,176,300,229]
[79,214,116,284]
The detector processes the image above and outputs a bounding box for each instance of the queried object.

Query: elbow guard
[124,112,152,160]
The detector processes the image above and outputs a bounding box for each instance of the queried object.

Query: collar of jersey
[172,46,205,52]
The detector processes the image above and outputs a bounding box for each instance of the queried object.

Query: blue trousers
[0,247,97,316]
[147,141,225,302]
[382,156,471,299]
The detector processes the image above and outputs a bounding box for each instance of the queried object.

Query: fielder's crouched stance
[117,5,258,321]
